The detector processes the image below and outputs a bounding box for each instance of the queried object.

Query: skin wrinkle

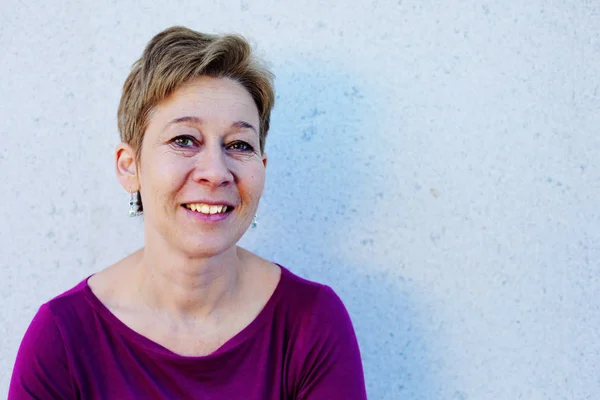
[164,116,258,136]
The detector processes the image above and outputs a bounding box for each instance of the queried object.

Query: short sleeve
[9,303,77,400]
[296,286,367,400]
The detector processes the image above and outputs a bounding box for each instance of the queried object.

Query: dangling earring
[251,214,258,229]
[129,191,138,217]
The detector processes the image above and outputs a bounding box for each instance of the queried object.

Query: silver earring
[129,191,138,217]
[251,214,258,229]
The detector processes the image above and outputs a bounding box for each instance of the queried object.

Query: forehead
[151,76,259,128]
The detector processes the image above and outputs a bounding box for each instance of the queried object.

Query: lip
[182,205,232,222]
[181,200,236,207]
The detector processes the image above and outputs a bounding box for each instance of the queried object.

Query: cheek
[140,154,191,198]
[242,168,266,199]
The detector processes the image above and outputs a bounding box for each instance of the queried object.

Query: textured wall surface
[1,1,599,398]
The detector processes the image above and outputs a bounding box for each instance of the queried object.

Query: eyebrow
[165,116,203,127]
[232,120,258,135]
[165,116,258,134]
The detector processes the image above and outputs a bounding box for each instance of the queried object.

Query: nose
[191,144,234,187]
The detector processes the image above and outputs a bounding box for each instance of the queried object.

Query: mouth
[182,203,234,215]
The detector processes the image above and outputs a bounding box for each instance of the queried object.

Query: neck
[132,236,243,321]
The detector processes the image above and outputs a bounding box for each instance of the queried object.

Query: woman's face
[136,76,266,257]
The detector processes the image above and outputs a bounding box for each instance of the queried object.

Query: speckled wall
[1,1,599,399]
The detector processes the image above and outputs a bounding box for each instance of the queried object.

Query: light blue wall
[1,1,598,398]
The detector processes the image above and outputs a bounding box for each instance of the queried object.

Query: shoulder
[24,276,94,344]
[18,276,99,360]
[283,271,358,359]
[44,276,96,326]
[278,265,350,322]
[9,278,89,399]
[276,266,367,399]
[279,266,358,351]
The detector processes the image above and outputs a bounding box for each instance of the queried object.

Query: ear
[262,152,268,169]
[115,142,140,192]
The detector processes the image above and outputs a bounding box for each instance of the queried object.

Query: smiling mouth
[183,203,233,215]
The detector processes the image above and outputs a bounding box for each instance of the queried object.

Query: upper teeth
[186,204,229,214]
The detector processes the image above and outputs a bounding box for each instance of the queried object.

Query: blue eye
[227,141,254,152]
[173,135,196,148]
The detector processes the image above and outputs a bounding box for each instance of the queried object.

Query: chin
[179,237,239,258]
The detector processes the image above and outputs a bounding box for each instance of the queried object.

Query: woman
[9,26,367,399]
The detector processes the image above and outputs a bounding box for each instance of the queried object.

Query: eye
[172,135,197,148]
[227,141,254,152]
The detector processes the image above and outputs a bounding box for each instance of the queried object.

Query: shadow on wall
[242,60,443,399]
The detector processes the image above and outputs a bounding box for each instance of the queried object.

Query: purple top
[9,265,367,399]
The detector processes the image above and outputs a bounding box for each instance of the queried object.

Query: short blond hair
[117,26,275,157]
